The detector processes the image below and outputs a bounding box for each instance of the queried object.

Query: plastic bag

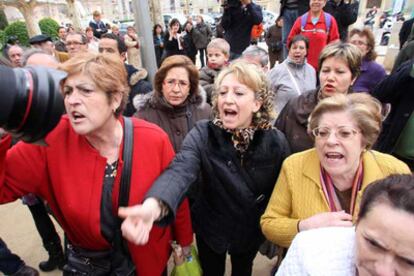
[170,242,202,276]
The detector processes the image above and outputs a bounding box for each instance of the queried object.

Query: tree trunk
[0,6,8,30]
[66,0,82,31]
[19,3,41,37]
[150,0,163,28]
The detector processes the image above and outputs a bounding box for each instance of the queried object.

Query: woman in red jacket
[0,53,193,275]
[287,0,340,69]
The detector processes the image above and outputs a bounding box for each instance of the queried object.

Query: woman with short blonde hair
[308,93,382,149]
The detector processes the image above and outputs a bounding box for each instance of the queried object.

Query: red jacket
[0,116,193,276]
[287,11,339,69]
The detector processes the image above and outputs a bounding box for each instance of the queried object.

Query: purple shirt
[353,59,387,94]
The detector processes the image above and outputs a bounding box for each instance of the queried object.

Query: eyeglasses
[163,79,190,89]
[312,126,360,140]
[350,40,367,46]
[65,41,84,46]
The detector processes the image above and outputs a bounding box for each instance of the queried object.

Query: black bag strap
[119,116,133,208]
[112,116,135,274]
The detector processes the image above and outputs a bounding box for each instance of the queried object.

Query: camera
[222,0,241,8]
[0,65,67,143]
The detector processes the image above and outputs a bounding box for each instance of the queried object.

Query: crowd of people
[0,1,414,276]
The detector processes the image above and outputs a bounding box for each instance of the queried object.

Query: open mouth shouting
[70,111,86,123]
[324,152,345,165]
[223,108,238,121]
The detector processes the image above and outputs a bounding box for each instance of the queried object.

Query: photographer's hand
[0,128,7,139]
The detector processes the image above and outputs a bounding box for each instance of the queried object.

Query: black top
[100,161,118,242]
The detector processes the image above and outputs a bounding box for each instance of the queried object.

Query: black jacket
[221,2,263,55]
[280,0,309,18]
[182,30,197,59]
[324,0,359,41]
[163,32,185,58]
[373,60,414,153]
[89,20,108,39]
[123,64,152,117]
[399,18,414,49]
[147,120,290,254]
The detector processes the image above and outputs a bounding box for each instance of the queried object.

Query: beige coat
[124,34,142,68]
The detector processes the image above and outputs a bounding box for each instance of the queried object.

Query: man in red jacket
[287,0,340,69]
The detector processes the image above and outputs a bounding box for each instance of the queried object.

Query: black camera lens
[0,65,67,143]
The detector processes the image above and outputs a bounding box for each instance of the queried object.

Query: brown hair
[349,28,377,61]
[308,93,382,149]
[58,52,129,117]
[318,42,362,80]
[358,174,414,222]
[154,55,199,102]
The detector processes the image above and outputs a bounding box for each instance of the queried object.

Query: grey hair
[66,32,88,44]
[241,45,269,67]
[21,48,57,66]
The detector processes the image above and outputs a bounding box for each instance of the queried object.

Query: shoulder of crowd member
[268,62,285,79]
[133,91,154,112]
[199,66,218,80]
[365,150,411,173]
[282,148,316,169]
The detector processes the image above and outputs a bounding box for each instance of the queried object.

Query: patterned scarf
[213,118,272,154]
[320,159,364,216]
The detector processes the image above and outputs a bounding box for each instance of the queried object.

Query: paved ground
[0,201,276,276]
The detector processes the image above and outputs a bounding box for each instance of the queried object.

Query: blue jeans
[0,238,24,275]
[282,8,299,59]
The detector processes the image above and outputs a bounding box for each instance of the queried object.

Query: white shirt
[276,227,356,276]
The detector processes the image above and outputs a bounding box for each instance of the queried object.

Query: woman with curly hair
[119,60,290,276]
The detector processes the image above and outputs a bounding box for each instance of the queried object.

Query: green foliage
[4,21,29,47]
[0,9,8,30]
[39,17,60,40]
[0,30,5,50]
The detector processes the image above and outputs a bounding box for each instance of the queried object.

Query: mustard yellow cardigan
[260,148,410,248]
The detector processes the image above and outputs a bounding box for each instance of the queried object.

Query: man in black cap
[29,34,69,63]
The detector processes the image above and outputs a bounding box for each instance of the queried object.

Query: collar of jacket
[302,149,384,208]
[285,57,307,69]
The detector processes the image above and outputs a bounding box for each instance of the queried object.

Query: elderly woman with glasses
[261,93,410,250]
[135,55,211,154]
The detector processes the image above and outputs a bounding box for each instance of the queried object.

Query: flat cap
[29,34,52,45]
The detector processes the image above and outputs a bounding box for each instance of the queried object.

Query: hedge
[39,17,59,40]
[4,21,29,47]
